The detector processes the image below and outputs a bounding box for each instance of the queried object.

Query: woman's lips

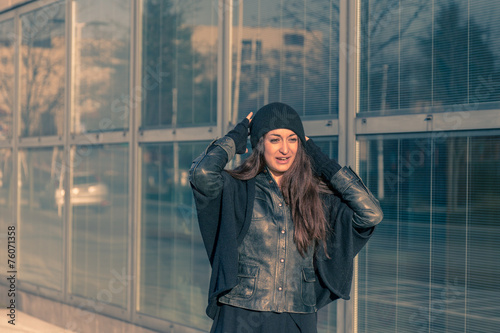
[275,156,290,164]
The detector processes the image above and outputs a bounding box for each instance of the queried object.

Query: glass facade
[19,147,64,290]
[0,148,13,282]
[139,142,211,330]
[360,0,500,114]
[0,20,13,140]
[72,0,131,133]
[232,0,340,121]
[357,134,500,332]
[20,1,65,137]
[0,1,499,332]
[141,0,218,128]
[70,144,129,308]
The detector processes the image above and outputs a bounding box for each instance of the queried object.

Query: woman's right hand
[226,112,253,154]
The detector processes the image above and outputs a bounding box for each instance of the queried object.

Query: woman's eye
[289,138,297,143]
[270,139,280,143]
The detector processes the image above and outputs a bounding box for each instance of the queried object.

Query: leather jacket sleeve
[305,138,383,229]
[189,136,236,199]
[328,166,383,229]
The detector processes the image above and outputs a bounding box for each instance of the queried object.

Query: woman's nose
[279,142,288,154]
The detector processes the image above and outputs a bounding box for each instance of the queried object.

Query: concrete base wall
[0,284,204,333]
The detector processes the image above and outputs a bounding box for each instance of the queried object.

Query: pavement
[0,309,75,333]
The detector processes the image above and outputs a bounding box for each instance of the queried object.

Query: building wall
[0,0,499,332]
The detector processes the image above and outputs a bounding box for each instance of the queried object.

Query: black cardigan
[191,171,375,319]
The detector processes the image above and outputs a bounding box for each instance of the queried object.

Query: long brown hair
[227,137,330,256]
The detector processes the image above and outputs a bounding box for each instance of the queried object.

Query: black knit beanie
[250,102,306,148]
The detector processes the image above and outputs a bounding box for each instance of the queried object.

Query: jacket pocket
[227,263,259,299]
[301,267,317,307]
[252,195,271,220]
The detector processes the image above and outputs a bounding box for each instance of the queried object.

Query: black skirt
[210,305,317,333]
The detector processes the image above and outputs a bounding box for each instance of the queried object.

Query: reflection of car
[54,173,110,207]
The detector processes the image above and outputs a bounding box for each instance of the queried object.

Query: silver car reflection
[55,173,110,208]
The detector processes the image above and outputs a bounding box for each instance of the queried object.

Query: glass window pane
[141,0,217,128]
[0,148,13,281]
[19,147,64,290]
[360,0,500,113]
[357,134,500,332]
[468,136,500,332]
[311,136,338,332]
[72,0,131,134]
[232,0,339,120]
[20,2,65,137]
[139,141,211,331]
[0,20,14,140]
[310,136,339,161]
[70,144,129,308]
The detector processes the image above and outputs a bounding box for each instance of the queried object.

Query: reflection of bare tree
[20,10,65,137]
[359,0,436,112]
[363,1,500,111]
[360,0,430,56]
[418,2,500,106]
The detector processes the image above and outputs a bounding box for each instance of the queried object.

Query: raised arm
[305,138,383,228]
[189,113,252,199]
[189,136,236,198]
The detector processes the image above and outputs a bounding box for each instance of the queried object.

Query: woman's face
[263,128,298,183]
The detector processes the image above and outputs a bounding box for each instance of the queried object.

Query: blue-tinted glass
[0,20,14,140]
[72,0,131,133]
[20,1,65,137]
[360,0,500,113]
[468,1,500,106]
[19,147,64,290]
[141,0,217,128]
[70,144,129,307]
[231,0,339,122]
[312,136,338,332]
[357,139,400,332]
[467,136,500,332]
[139,141,211,331]
[358,134,500,332]
[400,2,432,110]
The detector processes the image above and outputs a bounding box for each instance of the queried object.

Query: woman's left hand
[227,113,253,154]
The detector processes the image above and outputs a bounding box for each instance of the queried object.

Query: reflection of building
[192,25,324,74]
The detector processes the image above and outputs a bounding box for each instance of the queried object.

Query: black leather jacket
[218,170,317,313]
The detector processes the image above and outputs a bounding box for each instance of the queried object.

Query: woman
[189,102,383,332]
